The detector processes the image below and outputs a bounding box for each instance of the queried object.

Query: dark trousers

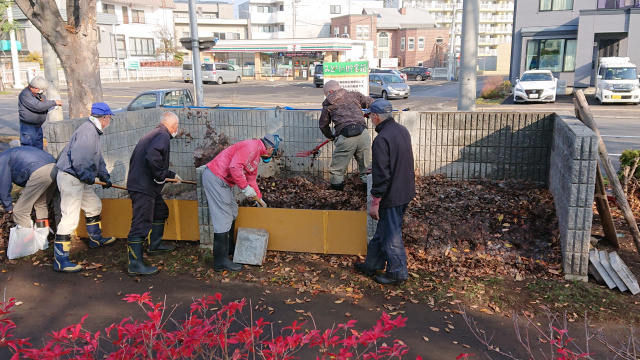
[128,191,169,238]
[363,204,409,280]
[20,123,43,149]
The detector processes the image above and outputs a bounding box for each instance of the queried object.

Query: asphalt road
[1,78,638,168]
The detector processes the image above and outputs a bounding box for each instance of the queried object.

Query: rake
[295,139,331,157]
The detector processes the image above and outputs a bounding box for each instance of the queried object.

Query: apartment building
[173,1,248,54]
[511,0,640,88]
[389,0,514,58]
[332,8,449,68]
[237,0,384,39]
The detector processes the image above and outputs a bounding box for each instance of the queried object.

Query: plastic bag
[7,224,49,260]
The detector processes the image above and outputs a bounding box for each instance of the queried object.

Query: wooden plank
[594,165,619,247]
[573,90,640,255]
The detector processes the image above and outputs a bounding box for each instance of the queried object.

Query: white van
[182,62,242,85]
[595,57,640,104]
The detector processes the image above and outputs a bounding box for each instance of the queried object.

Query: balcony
[493,15,513,22]
[479,4,495,11]
[598,0,640,8]
[250,11,285,24]
[496,3,514,11]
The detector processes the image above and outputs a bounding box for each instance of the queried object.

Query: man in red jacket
[202,134,282,272]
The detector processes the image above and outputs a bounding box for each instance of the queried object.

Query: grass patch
[476,97,507,105]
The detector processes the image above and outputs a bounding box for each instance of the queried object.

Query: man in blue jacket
[54,102,116,273]
[0,146,57,230]
[18,76,62,149]
[126,112,182,277]
[354,99,415,285]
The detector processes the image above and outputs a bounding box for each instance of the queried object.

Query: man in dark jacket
[0,146,57,229]
[18,76,62,149]
[319,80,374,191]
[55,102,116,273]
[354,99,415,285]
[126,112,182,276]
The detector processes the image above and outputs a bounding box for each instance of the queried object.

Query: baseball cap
[91,102,115,116]
[364,98,393,114]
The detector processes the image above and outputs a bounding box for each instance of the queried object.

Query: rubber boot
[86,215,116,249]
[228,220,236,256]
[213,232,242,272]
[53,234,82,273]
[147,222,176,256]
[330,182,344,191]
[128,237,159,276]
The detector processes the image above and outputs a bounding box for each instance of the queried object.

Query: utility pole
[188,0,204,106]
[41,35,63,121]
[447,0,458,81]
[113,24,121,83]
[6,6,22,89]
[457,0,478,111]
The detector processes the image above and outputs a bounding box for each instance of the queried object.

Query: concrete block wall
[549,114,599,281]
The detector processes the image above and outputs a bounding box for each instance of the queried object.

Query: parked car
[399,67,431,81]
[114,89,194,113]
[369,74,410,99]
[595,57,640,104]
[314,64,324,88]
[513,70,557,103]
[370,68,407,82]
[182,62,242,84]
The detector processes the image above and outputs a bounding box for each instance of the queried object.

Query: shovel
[295,139,331,157]
[95,178,196,190]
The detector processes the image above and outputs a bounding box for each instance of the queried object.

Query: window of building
[343,26,348,35]
[330,5,341,14]
[260,26,272,32]
[378,31,389,48]
[378,50,389,59]
[279,4,284,11]
[418,37,425,50]
[257,5,272,13]
[113,34,126,58]
[129,37,155,56]
[363,25,369,39]
[279,24,284,31]
[539,0,573,11]
[525,38,577,72]
[182,31,190,38]
[436,37,443,44]
[102,4,115,13]
[408,37,415,51]
[334,26,340,37]
[132,9,145,24]
[122,6,129,24]
[356,25,363,39]
[401,37,406,51]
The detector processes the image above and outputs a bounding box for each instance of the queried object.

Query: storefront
[201,38,356,80]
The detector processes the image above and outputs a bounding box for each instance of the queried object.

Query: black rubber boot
[147,222,175,256]
[213,232,242,272]
[128,237,159,276]
[330,182,344,191]
[228,220,236,256]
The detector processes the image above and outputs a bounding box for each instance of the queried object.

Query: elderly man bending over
[126,112,182,276]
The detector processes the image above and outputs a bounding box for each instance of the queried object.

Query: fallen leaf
[430,327,440,332]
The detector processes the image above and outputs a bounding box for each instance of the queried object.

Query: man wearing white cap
[18,75,62,149]
[319,80,374,192]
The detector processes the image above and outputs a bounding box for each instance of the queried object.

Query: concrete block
[233,227,269,266]
[608,252,640,295]
[598,250,628,292]
[589,249,616,289]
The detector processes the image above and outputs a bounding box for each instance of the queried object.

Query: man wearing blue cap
[354,99,415,285]
[54,102,117,273]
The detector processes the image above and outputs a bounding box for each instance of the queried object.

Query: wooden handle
[165,178,197,185]
[95,180,127,190]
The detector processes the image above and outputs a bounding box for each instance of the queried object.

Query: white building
[98,0,175,61]
[237,0,384,39]
[389,0,514,57]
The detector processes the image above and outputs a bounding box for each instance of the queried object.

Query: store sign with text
[323,61,369,96]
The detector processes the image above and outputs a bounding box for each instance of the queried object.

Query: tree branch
[14,0,69,46]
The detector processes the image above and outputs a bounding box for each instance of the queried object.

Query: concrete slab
[608,252,640,296]
[233,227,269,266]
[588,264,605,285]
[589,249,617,289]
[598,250,628,292]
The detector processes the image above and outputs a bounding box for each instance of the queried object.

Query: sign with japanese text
[380,58,398,68]
[323,61,369,96]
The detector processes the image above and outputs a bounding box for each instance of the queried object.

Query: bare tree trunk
[14,0,103,119]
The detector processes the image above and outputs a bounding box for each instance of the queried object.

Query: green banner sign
[323,61,368,76]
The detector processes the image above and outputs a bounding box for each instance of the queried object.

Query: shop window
[526,38,576,72]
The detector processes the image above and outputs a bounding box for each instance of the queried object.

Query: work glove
[85,178,95,185]
[241,186,258,199]
[256,199,268,208]
[101,179,112,189]
[368,196,381,221]
[98,173,110,183]
[174,174,183,184]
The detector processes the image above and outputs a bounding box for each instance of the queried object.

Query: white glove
[241,186,257,199]
[174,174,182,184]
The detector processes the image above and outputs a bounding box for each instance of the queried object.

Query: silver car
[369,74,410,99]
